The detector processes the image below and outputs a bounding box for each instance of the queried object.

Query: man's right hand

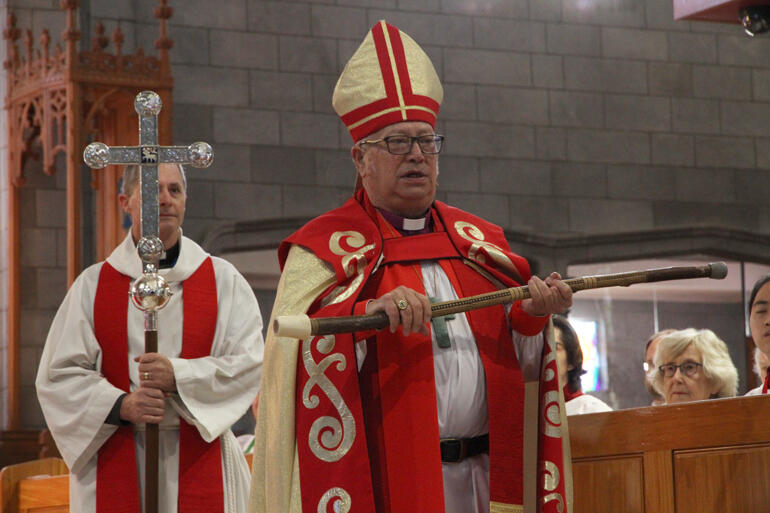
[365,286,431,336]
[119,386,166,424]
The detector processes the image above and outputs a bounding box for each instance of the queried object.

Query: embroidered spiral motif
[542,347,557,385]
[541,390,562,438]
[302,335,356,462]
[540,344,562,438]
[454,221,517,277]
[541,492,565,513]
[325,231,376,306]
[317,487,351,513]
[541,460,561,492]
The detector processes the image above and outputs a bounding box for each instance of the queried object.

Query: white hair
[652,328,738,399]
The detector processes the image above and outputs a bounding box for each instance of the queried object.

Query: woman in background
[651,328,737,404]
[745,274,770,395]
[552,315,612,415]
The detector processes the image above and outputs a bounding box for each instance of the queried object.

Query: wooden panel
[674,444,770,513]
[569,397,770,513]
[19,475,68,513]
[569,396,770,458]
[0,431,44,469]
[642,450,674,513]
[0,458,68,513]
[572,456,644,513]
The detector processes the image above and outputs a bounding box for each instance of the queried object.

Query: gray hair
[646,328,676,352]
[121,164,187,196]
[652,328,738,399]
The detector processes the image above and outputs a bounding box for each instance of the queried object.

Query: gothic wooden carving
[3,0,175,431]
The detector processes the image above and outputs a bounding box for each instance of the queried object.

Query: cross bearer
[36,162,264,513]
[250,21,572,513]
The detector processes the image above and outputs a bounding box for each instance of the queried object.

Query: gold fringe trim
[490,501,524,513]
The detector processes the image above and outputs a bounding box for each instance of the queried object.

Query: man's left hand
[521,272,573,317]
[136,352,177,394]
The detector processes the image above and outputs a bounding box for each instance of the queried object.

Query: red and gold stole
[286,190,568,513]
[94,258,224,513]
[358,212,530,511]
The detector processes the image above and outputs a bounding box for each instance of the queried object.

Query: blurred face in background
[645,336,664,400]
[750,282,770,356]
[554,326,573,389]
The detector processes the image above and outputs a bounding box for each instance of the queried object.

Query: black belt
[440,434,489,463]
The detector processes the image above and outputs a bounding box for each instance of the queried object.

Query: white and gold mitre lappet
[333,20,444,142]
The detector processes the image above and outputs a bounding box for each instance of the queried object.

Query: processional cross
[83,90,213,513]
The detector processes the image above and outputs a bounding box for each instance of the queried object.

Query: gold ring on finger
[396,299,409,311]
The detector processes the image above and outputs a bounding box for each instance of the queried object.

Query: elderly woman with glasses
[651,328,738,404]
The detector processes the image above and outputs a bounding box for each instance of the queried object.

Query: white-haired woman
[652,328,737,404]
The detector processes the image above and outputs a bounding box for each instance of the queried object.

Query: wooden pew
[568,395,770,512]
[0,457,68,513]
[1,450,255,512]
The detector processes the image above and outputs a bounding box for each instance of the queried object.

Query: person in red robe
[249,20,573,513]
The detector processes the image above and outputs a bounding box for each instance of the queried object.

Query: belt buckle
[441,438,466,463]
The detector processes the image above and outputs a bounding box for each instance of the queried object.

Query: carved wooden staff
[274,262,728,339]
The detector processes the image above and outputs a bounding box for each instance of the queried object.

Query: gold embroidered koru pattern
[324,231,375,306]
[302,335,356,462]
[454,221,519,279]
[541,460,564,512]
[540,347,566,512]
[317,487,352,513]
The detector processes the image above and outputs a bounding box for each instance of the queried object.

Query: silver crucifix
[82,89,213,513]
[84,90,212,273]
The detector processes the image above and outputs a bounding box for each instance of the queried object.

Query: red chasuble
[93,258,224,513]
[280,190,569,513]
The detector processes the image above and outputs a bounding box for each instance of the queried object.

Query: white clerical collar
[402,217,426,231]
[377,207,432,234]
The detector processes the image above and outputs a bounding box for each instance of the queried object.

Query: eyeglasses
[361,134,444,155]
[658,361,703,378]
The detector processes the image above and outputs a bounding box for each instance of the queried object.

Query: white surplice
[36,232,264,513]
[564,394,612,415]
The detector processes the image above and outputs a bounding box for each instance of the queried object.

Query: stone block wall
[3,0,770,427]
[60,0,770,242]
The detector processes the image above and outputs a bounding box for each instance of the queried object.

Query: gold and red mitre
[333,20,443,142]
